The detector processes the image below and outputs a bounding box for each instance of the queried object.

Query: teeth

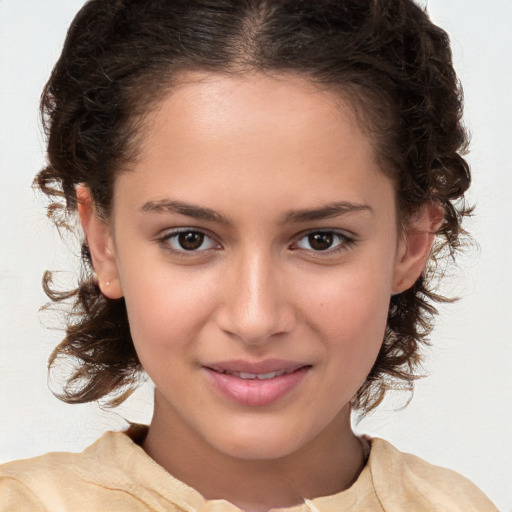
[256,370,287,380]
[227,369,289,380]
[238,372,257,379]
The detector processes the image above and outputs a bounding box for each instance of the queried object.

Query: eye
[160,229,219,252]
[294,231,351,253]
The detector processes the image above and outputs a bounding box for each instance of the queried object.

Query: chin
[220,438,300,461]
[205,421,313,461]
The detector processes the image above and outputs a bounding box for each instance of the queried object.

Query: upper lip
[204,359,309,375]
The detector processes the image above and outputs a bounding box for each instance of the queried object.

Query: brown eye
[178,231,204,250]
[308,232,334,251]
[162,230,218,253]
[295,231,351,253]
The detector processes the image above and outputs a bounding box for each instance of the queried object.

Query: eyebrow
[141,199,231,225]
[140,199,372,225]
[280,201,373,224]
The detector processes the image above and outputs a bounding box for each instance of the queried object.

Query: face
[86,73,429,461]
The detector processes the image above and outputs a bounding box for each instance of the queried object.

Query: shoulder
[368,438,498,512]
[0,448,88,511]
[0,427,161,511]
[0,430,123,483]
[0,472,45,511]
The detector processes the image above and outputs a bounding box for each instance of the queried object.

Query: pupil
[309,232,333,251]
[178,232,204,250]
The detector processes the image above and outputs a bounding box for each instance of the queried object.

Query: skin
[79,72,439,511]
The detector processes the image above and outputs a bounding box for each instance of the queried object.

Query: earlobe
[76,186,123,299]
[392,202,444,294]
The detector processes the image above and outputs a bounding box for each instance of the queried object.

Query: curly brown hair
[36,0,471,413]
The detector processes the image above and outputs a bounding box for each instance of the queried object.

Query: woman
[0,0,503,510]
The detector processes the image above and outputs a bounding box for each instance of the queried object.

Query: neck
[142,393,364,511]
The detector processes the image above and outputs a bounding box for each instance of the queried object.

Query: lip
[205,358,307,375]
[203,359,311,407]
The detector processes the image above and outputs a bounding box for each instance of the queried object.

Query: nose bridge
[219,245,294,344]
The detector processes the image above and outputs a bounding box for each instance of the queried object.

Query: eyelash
[291,230,354,255]
[157,228,354,257]
[158,228,220,255]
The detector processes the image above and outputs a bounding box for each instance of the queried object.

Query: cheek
[324,289,388,405]
[302,261,392,363]
[120,267,217,360]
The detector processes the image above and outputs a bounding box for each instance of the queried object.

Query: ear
[77,186,123,299]
[392,202,444,294]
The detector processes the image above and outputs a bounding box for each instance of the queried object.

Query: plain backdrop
[0,1,511,510]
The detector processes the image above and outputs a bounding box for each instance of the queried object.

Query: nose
[215,250,296,346]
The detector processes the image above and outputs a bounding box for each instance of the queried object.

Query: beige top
[0,426,497,512]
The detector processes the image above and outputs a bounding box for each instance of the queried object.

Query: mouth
[208,367,304,380]
[203,361,311,407]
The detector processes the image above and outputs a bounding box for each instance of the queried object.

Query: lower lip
[204,367,310,407]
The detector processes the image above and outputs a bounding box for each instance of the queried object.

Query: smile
[203,362,311,407]
[216,369,292,380]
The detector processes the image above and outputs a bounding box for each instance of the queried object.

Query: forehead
[156,71,353,133]
[114,72,393,220]
[138,72,378,168]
